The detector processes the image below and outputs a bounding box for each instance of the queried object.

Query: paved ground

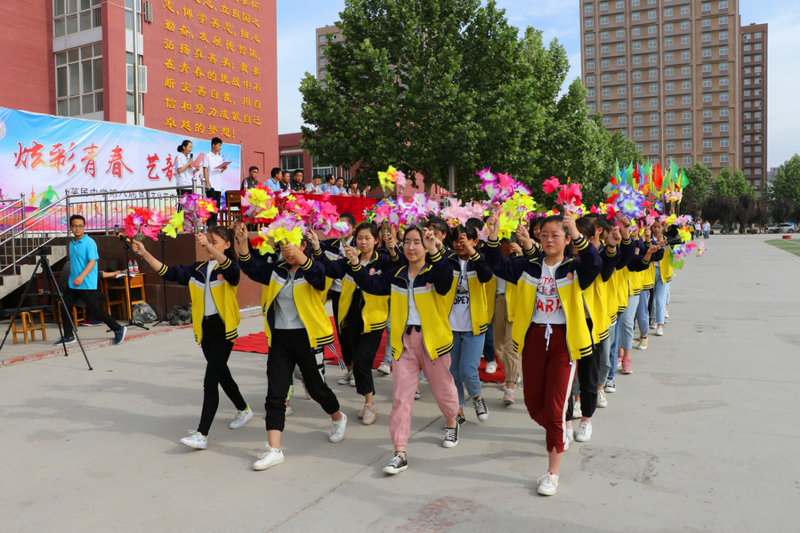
[1,235,798,532]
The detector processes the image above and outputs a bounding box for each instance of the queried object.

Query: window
[618,72,627,81]
[632,0,640,5]
[617,43,626,51]
[683,141,692,149]
[602,87,611,96]
[599,1,608,9]
[602,73,611,81]
[616,14,625,22]
[681,50,690,60]
[600,16,609,25]
[719,31,728,40]
[720,92,728,102]
[744,146,751,153]
[664,8,673,17]
[588,89,596,97]
[618,86,627,95]
[702,64,712,72]
[681,6,690,15]
[650,98,658,107]
[618,116,627,123]
[703,94,712,103]
[719,63,728,71]
[633,27,641,36]
[601,44,610,53]
[586,33,594,41]
[634,114,643,122]
[617,29,626,37]
[682,36,691,45]
[703,109,712,118]
[587,60,595,69]
[704,155,712,164]
[665,38,674,46]
[601,59,610,67]
[632,12,640,21]
[603,117,612,125]
[634,85,643,93]
[649,39,657,49]
[648,10,656,19]
[666,141,675,150]
[587,46,595,55]
[665,67,674,76]
[683,156,692,165]
[719,16,728,25]
[666,112,675,120]
[702,48,712,58]
[683,125,692,134]
[683,111,691,120]
[754,156,762,163]
[589,103,596,112]
[703,124,712,133]
[720,122,729,132]
[681,21,690,30]
[666,97,675,105]
[703,140,712,148]
[702,33,711,43]
[618,101,627,109]
[682,95,691,104]
[720,47,728,55]
[319,35,326,43]
[682,66,691,75]
[666,52,674,61]
[587,74,595,83]
[650,113,658,122]
[702,19,711,28]
[666,82,675,91]
[719,0,728,9]
[650,69,658,78]
[636,143,644,152]
[586,17,594,27]
[702,3,711,12]
[665,23,673,32]
[650,127,659,136]
[720,77,728,86]
[666,126,676,135]
[617,57,626,66]
[650,142,659,151]
[649,83,658,93]
[720,154,729,163]
[682,80,691,89]
[754,43,762,50]
[754,32,762,38]
[720,138,729,148]
[585,3,594,12]
[601,31,609,38]
[649,54,657,63]
[54,0,102,37]
[633,41,642,50]
[603,101,611,110]
[55,44,104,117]
[616,1,624,8]
[635,128,643,137]
[633,55,642,64]
[633,71,642,79]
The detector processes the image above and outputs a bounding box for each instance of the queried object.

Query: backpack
[130,302,158,325]
[166,303,193,326]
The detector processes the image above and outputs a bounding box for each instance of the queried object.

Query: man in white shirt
[202,137,226,225]
[305,174,324,194]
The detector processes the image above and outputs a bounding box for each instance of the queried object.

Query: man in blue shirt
[266,167,283,192]
[330,176,347,196]
[321,174,335,194]
[54,215,126,346]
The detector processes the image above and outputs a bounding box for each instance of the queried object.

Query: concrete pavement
[1,234,798,532]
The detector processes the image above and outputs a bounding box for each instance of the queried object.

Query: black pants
[330,290,352,367]
[568,345,602,420]
[61,287,120,337]
[205,188,222,226]
[266,329,340,432]
[339,309,383,396]
[198,314,247,435]
[176,188,193,212]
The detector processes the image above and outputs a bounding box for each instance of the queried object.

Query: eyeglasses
[70,225,85,229]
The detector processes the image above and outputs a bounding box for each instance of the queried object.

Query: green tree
[710,168,754,199]
[768,154,800,210]
[299,0,543,195]
[683,162,713,205]
[606,130,642,169]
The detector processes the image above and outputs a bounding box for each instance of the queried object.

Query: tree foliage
[768,154,800,220]
[710,168,754,199]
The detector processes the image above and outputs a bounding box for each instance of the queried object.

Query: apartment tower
[739,23,767,193]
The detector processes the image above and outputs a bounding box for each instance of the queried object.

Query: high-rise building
[740,23,767,194]
[0,0,279,173]
[316,25,341,83]
[579,0,768,196]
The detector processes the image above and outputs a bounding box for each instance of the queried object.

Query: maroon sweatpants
[521,324,576,453]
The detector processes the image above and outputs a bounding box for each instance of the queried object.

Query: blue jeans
[608,315,621,380]
[381,311,393,365]
[482,323,496,362]
[619,294,640,351]
[636,289,650,336]
[450,330,485,408]
[599,325,614,383]
[653,273,668,325]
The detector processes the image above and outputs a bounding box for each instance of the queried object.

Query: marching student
[446,224,493,424]
[651,220,673,337]
[232,221,347,471]
[635,226,657,350]
[349,225,459,475]
[131,227,253,450]
[484,211,601,496]
[309,222,393,426]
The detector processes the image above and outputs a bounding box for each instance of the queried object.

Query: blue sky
[276,0,799,168]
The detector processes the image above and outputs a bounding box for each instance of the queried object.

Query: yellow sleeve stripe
[299,257,312,271]
[313,248,323,256]
[622,238,632,245]
[350,263,363,272]
[239,253,252,261]
[158,264,168,276]
[574,236,589,251]
[220,258,232,269]
[486,238,500,248]
[469,252,481,261]
[430,249,444,262]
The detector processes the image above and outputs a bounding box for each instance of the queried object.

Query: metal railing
[0,198,25,227]
[0,197,69,276]
[65,187,183,235]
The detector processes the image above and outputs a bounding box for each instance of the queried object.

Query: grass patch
[765,239,800,258]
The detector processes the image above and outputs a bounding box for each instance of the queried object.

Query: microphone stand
[152,231,171,327]
[118,233,149,331]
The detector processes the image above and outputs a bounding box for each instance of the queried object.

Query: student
[350,225,459,475]
[233,221,347,471]
[652,221,672,337]
[202,137,225,226]
[426,217,453,251]
[266,168,282,192]
[447,224,492,424]
[241,166,260,190]
[310,222,393,426]
[635,226,657,350]
[131,226,251,450]
[484,211,601,496]
[175,140,195,200]
[375,225,404,375]
[488,236,523,404]
[319,213,357,386]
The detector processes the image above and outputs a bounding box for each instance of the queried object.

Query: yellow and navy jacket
[445,248,494,335]
[314,249,392,334]
[484,235,602,360]
[657,249,674,283]
[238,251,333,349]
[350,249,455,362]
[158,258,241,345]
[583,243,620,344]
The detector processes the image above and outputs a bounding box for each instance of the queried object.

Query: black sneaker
[443,422,459,448]
[53,336,77,346]
[382,452,408,475]
[113,326,127,345]
[456,413,466,425]
[473,396,489,422]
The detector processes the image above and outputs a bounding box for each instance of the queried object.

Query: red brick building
[0,0,278,180]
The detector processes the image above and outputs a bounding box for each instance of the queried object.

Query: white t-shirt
[531,260,566,324]
[204,261,219,316]
[175,152,194,187]
[406,276,421,326]
[202,151,225,190]
[329,241,346,293]
[496,277,506,295]
[449,259,472,332]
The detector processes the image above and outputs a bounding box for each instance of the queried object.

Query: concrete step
[0,245,66,300]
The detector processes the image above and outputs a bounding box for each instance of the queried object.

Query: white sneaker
[377,362,392,374]
[329,413,347,443]
[485,361,498,374]
[229,406,254,429]
[597,389,608,408]
[253,447,285,471]
[655,325,664,336]
[537,472,559,496]
[350,375,356,387]
[338,370,353,386]
[665,309,669,318]
[179,430,207,450]
[572,400,582,420]
[285,405,293,417]
[564,426,574,451]
[575,421,593,442]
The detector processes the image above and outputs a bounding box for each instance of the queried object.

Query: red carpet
[232,317,508,382]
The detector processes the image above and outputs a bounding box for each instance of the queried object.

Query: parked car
[766,223,796,234]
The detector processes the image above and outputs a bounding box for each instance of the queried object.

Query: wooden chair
[11,310,47,344]
[102,278,130,320]
[224,190,242,227]
[128,275,147,309]
[52,298,86,329]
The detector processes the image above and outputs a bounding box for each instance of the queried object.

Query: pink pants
[389,327,460,447]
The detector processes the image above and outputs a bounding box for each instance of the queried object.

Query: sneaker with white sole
[229,406,254,429]
[604,379,616,393]
[572,400,582,420]
[362,404,377,425]
[285,405,293,416]
[253,447,284,471]
[637,336,648,350]
[665,309,669,318]
[597,389,608,408]
[338,370,353,386]
[54,336,77,346]
[473,396,489,422]
[485,361,498,374]
[502,388,515,405]
[621,357,633,374]
[377,362,392,374]
[329,413,347,443]
[564,426,575,451]
[180,430,207,450]
[575,421,593,442]
[537,472,559,496]
[112,326,127,345]
[443,423,459,448]
[383,452,408,475]
[655,325,664,336]
[414,390,421,400]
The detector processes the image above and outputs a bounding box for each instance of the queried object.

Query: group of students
[129,205,675,496]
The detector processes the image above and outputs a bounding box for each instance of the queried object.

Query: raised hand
[458,233,476,257]
[306,228,320,250]
[509,242,523,255]
[196,232,209,249]
[516,224,533,250]
[344,245,360,265]
[563,212,579,240]
[423,229,439,255]
[607,227,622,247]
[131,240,145,257]
[486,212,499,240]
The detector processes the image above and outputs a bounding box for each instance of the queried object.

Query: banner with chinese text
[0,107,241,207]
